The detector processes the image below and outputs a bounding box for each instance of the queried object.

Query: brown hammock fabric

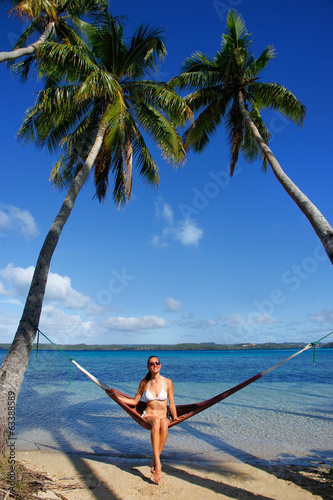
[105,371,263,430]
[72,343,313,431]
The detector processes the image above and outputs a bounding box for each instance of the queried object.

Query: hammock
[71,343,315,430]
[28,322,331,431]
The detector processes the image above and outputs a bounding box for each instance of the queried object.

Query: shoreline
[12,439,333,469]
[1,343,333,352]
[13,450,331,499]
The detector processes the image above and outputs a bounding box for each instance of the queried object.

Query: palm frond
[222,10,252,50]
[183,98,225,152]
[184,85,224,113]
[181,52,215,73]
[102,92,128,149]
[248,102,271,145]
[134,101,185,165]
[226,99,245,175]
[132,128,159,187]
[123,129,133,199]
[252,82,306,125]
[9,0,57,21]
[50,106,102,188]
[93,141,112,202]
[61,0,109,19]
[108,149,125,206]
[240,103,265,165]
[171,53,221,91]
[9,17,47,51]
[87,15,126,74]
[125,24,166,77]
[17,84,93,154]
[77,69,121,102]
[130,80,192,126]
[36,41,97,83]
[10,53,36,80]
[246,45,275,78]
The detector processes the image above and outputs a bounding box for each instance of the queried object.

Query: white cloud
[0,204,39,239]
[40,304,95,342]
[151,199,203,248]
[223,314,244,328]
[103,315,167,332]
[45,273,90,308]
[308,308,333,324]
[188,319,217,329]
[222,313,276,328]
[0,303,98,345]
[1,264,35,296]
[0,281,9,295]
[174,219,203,246]
[162,203,174,225]
[1,264,90,309]
[170,317,217,329]
[165,297,182,312]
[150,234,168,249]
[252,314,276,325]
[0,310,21,342]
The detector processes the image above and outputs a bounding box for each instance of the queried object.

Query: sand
[15,451,332,500]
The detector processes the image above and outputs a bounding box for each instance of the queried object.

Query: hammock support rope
[21,319,75,385]
[23,319,332,430]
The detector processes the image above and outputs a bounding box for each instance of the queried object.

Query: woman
[117,355,178,484]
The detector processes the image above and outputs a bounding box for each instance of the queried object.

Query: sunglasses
[149,361,161,367]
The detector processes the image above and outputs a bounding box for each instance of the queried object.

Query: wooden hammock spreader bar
[72,343,314,430]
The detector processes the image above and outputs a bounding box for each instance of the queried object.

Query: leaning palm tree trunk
[238,92,333,264]
[0,121,107,455]
[0,22,55,63]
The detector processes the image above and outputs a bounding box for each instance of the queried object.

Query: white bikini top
[144,380,168,402]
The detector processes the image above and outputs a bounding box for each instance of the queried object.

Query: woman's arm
[116,383,143,407]
[167,380,178,420]
[116,393,141,406]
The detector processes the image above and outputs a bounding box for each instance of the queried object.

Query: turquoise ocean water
[1,348,332,466]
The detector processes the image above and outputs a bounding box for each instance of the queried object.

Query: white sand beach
[15,450,331,500]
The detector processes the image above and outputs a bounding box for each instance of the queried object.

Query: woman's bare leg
[147,417,162,484]
[159,418,170,455]
[148,417,170,483]
[151,418,169,472]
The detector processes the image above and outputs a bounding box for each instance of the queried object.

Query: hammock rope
[20,319,333,430]
[21,319,75,385]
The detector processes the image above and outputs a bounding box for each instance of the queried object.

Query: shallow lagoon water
[1,348,332,466]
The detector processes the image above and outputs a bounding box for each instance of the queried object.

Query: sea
[1,348,332,467]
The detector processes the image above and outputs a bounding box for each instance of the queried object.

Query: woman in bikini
[117,355,178,484]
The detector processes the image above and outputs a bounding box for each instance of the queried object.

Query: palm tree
[0,0,107,63]
[0,14,190,454]
[171,10,333,264]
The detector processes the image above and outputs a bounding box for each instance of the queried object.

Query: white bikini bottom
[141,410,172,422]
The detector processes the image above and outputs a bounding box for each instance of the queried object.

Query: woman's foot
[153,460,162,485]
[150,460,155,473]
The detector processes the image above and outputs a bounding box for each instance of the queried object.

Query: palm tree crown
[1,0,108,66]
[171,11,333,265]
[18,14,189,205]
[172,10,305,175]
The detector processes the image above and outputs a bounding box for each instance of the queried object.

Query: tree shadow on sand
[75,450,275,499]
[181,420,333,499]
[14,366,332,499]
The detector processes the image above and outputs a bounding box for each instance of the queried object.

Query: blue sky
[1,0,333,346]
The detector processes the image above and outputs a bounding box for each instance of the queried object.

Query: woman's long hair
[138,355,160,394]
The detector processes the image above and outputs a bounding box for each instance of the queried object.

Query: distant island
[0,341,332,351]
